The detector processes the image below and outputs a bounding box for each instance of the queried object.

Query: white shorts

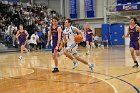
[66,42,78,54]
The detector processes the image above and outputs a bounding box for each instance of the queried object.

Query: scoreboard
[116,0,140,11]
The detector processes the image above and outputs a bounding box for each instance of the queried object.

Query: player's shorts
[19,40,26,46]
[129,41,139,50]
[52,41,63,53]
[86,36,93,42]
[66,42,78,55]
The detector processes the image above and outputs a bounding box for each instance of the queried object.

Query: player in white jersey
[63,18,94,73]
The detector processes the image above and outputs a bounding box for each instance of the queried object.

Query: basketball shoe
[89,64,94,73]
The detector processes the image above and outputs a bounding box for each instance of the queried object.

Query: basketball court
[0,46,139,93]
[0,0,140,93]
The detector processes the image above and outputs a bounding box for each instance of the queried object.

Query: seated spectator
[5,26,11,48]
[102,34,108,48]
[5,35,12,48]
[37,29,44,50]
[29,31,39,51]
[94,35,99,47]
[11,24,17,47]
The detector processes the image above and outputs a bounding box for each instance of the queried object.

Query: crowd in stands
[0,3,64,50]
[0,3,108,50]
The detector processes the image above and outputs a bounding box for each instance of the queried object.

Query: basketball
[74,35,83,43]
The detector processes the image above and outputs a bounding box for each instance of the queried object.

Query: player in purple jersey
[123,17,140,68]
[16,24,29,60]
[84,23,94,55]
[46,17,62,73]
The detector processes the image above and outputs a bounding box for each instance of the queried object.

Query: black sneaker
[52,68,59,73]
[132,61,139,68]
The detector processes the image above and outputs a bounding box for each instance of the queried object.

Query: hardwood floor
[0,45,139,93]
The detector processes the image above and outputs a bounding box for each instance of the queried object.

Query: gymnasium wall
[34,0,61,15]
[34,0,49,6]
[124,25,130,45]
[64,0,70,18]
[71,0,104,18]
[32,0,130,46]
[33,0,105,19]
[95,0,104,18]
[47,0,61,15]
[79,0,85,19]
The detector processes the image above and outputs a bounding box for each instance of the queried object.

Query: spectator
[94,35,99,47]
[29,31,39,51]
[37,29,43,49]
[102,34,109,48]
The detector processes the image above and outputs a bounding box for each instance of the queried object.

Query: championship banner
[85,0,95,18]
[117,4,140,11]
[70,0,78,19]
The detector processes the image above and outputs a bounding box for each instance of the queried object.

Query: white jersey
[63,26,77,45]
[29,34,39,45]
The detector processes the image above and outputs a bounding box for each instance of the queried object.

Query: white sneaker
[89,64,94,73]
[27,49,30,55]
[18,56,23,60]
[73,61,78,69]
[101,45,104,49]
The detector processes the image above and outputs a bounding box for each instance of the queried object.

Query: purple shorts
[52,40,63,53]
[86,36,93,42]
[129,41,139,50]
[19,40,26,45]
[52,40,58,53]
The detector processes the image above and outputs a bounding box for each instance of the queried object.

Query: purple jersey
[51,26,62,53]
[51,26,59,42]
[86,28,93,42]
[129,26,139,50]
[18,30,27,45]
[129,26,139,42]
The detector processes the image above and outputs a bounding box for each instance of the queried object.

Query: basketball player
[46,17,62,73]
[123,17,140,68]
[16,24,29,59]
[84,22,94,55]
[63,18,94,73]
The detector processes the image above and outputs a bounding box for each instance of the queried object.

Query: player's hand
[138,37,140,40]
[46,43,49,48]
[88,32,91,34]
[16,34,20,39]
[122,34,130,38]
[55,46,58,50]
[122,35,126,38]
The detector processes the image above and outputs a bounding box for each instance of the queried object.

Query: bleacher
[0,2,64,52]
